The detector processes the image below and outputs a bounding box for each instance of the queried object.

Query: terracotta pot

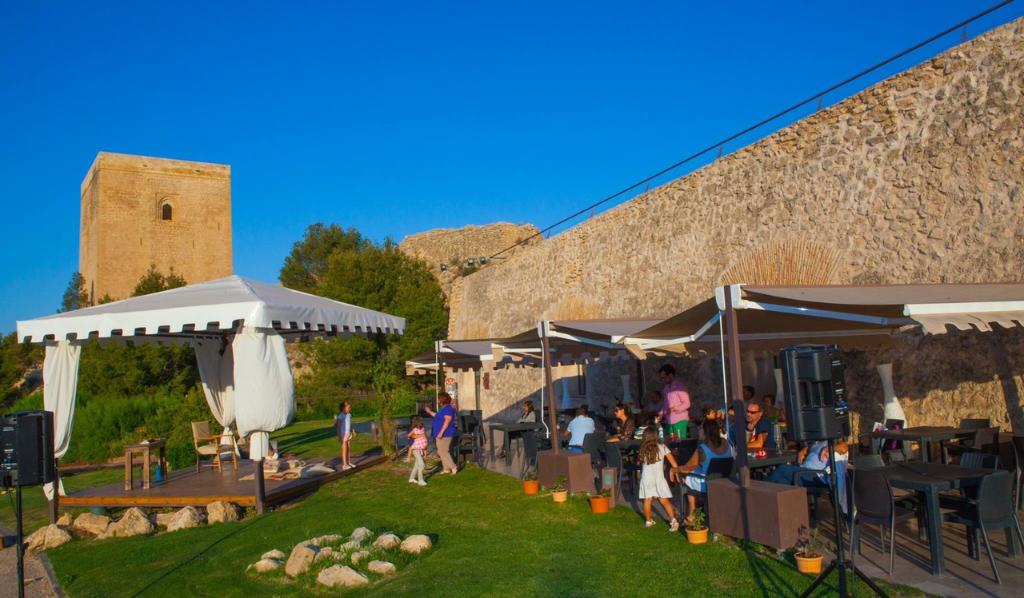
[552,489,568,503]
[523,480,539,495]
[589,495,610,514]
[795,554,823,575]
[685,527,709,544]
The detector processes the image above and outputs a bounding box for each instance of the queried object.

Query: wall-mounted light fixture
[466,258,476,268]
[478,256,487,265]
[439,264,448,272]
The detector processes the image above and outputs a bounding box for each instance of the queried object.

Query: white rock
[400,534,432,554]
[314,547,335,562]
[248,558,281,573]
[71,512,111,536]
[350,550,371,564]
[26,525,72,551]
[341,540,362,551]
[373,533,401,550]
[367,560,397,576]
[310,533,342,546]
[261,549,286,561]
[100,508,154,539]
[166,506,204,532]
[56,513,72,527]
[349,527,373,543]
[317,565,369,588]
[206,501,239,524]
[285,543,318,577]
[155,512,176,528]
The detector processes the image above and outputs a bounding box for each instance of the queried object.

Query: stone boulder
[350,550,371,565]
[56,513,72,527]
[71,512,111,537]
[261,549,286,561]
[313,547,335,563]
[206,501,239,524]
[155,512,176,528]
[285,543,318,577]
[341,540,362,551]
[165,506,204,532]
[247,558,281,573]
[309,533,342,546]
[400,534,432,555]
[373,533,401,550]
[368,560,397,576]
[26,525,72,551]
[349,527,373,543]
[317,565,368,588]
[100,508,154,539]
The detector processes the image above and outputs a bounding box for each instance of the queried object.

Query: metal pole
[16,482,25,598]
[540,322,560,454]
[724,285,749,487]
[828,440,848,596]
[254,458,266,515]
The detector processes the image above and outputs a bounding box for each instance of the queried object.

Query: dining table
[488,422,545,466]
[863,426,974,463]
[874,461,996,575]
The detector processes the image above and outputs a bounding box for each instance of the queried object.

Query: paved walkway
[0,528,60,598]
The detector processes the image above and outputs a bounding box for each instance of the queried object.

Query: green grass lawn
[271,417,378,459]
[43,463,914,597]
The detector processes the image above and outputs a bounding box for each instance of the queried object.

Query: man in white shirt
[562,406,595,452]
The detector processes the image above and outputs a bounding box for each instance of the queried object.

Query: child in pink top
[407,416,428,486]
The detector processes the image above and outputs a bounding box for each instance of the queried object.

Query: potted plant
[589,488,611,514]
[685,507,708,544]
[522,472,539,495]
[794,525,824,574]
[551,476,568,503]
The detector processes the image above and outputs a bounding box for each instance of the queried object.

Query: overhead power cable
[486,0,1014,261]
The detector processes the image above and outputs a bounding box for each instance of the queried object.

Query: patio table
[877,461,991,575]
[489,422,545,466]
[863,426,973,463]
[745,449,798,470]
[124,439,167,490]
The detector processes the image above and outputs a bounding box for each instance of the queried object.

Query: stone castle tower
[79,152,233,300]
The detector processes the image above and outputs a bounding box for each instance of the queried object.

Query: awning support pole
[540,321,560,454]
[724,286,750,487]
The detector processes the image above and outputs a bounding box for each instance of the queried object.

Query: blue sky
[1,1,1021,332]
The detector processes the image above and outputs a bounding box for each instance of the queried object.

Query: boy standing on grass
[337,401,355,470]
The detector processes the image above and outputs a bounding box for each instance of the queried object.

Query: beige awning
[404,340,510,376]
[490,318,663,367]
[618,283,1024,356]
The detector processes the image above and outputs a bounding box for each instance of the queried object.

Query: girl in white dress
[637,427,681,531]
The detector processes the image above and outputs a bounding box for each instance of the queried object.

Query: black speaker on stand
[780,346,886,598]
[2,410,57,598]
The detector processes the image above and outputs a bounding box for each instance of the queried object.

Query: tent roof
[491,318,663,366]
[405,340,505,375]
[17,275,405,343]
[618,283,1024,355]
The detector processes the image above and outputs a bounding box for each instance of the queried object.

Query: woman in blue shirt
[425,393,459,475]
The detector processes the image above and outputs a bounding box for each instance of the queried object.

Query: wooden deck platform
[59,452,385,509]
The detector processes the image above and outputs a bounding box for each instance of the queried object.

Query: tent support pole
[255,459,266,514]
[724,286,749,487]
[48,458,59,524]
[540,322,560,454]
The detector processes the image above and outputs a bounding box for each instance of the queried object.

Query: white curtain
[194,338,236,427]
[232,328,295,460]
[42,340,81,499]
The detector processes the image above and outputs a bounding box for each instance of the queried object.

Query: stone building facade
[79,152,233,300]
[444,18,1024,432]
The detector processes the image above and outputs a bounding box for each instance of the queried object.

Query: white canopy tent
[17,275,405,497]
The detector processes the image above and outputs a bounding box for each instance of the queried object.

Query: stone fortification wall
[80,152,232,300]
[449,18,1024,431]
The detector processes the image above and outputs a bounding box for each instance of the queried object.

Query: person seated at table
[697,407,716,442]
[607,403,635,443]
[561,406,595,452]
[761,394,776,420]
[767,439,849,487]
[728,400,776,451]
[674,418,733,524]
[743,385,756,402]
[517,400,538,423]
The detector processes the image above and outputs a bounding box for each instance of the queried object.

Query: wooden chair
[191,421,237,472]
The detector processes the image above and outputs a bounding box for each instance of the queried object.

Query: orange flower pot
[685,528,709,544]
[523,480,539,495]
[795,554,823,574]
[589,496,610,514]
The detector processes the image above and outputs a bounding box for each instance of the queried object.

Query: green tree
[133,265,187,296]
[281,223,448,408]
[60,272,90,312]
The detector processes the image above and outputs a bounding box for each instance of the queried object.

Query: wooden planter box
[537,450,596,495]
[706,478,809,550]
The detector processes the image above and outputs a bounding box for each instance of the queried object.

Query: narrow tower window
[161,203,172,220]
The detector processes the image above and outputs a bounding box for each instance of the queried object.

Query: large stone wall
[449,18,1024,432]
[80,152,232,300]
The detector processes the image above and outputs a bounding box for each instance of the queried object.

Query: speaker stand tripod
[799,440,888,598]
